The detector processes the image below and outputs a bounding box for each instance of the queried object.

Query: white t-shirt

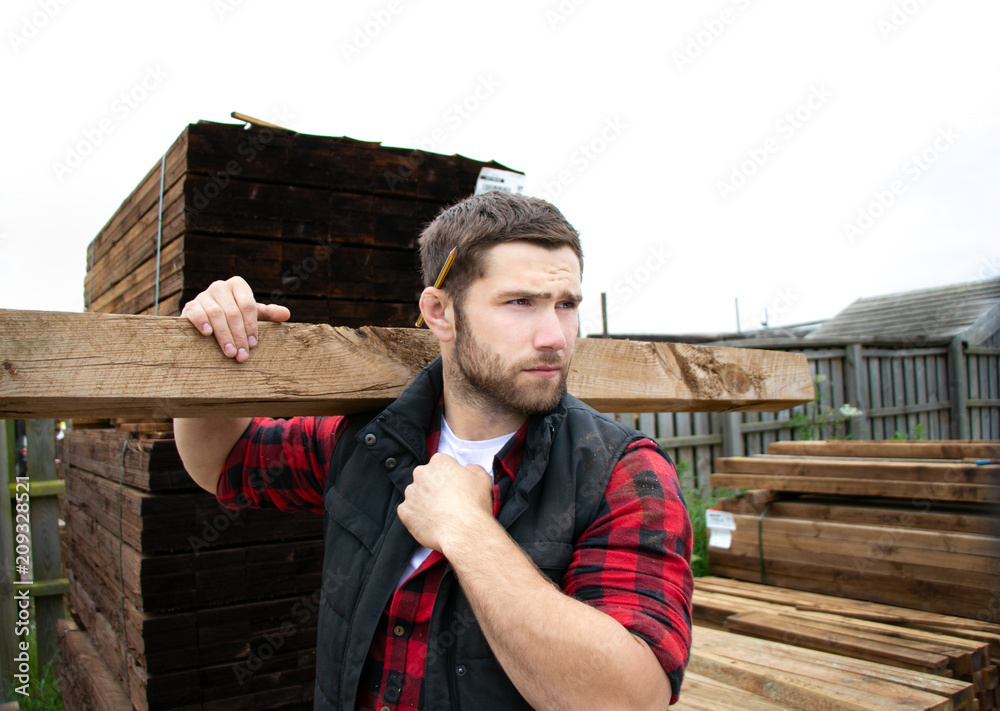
[394,417,516,589]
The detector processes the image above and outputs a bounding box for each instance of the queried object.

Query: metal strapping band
[154,153,166,315]
[757,499,774,585]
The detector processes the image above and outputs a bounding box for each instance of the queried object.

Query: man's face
[448,242,582,418]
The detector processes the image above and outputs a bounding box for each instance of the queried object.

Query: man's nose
[534,308,568,351]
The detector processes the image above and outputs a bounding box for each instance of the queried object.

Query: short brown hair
[418,191,583,308]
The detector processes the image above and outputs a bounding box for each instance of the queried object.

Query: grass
[1,601,63,711]
[673,456,721,578]
[683,486,719,578]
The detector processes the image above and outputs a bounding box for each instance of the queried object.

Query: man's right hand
[181,277,291,362]
[175,276,289,492]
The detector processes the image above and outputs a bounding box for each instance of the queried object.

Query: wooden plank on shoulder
[0,309,814,418]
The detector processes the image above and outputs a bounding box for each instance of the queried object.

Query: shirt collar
[425,395,527,484]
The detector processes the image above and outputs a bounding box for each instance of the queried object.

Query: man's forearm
[173,417,251,493]
[441,520,672,711]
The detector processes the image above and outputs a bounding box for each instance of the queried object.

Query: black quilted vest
[313,358,646,710]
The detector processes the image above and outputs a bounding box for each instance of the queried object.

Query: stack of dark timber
[689,576,1000,711]
[83,119,519,326]
[60,122,513,709]
[61,426,323,711]
[708,440,1000,620]
[58,618,133,710]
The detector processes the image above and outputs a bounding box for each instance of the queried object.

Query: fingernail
[237,348,248,361]
[248,335,257,347]
[224,343,236,357]
[202,323,212,334]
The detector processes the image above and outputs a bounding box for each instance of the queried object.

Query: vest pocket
[324,485,383,553]
[453,657,534,710]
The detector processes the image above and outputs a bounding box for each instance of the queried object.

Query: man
[175,191,693,710]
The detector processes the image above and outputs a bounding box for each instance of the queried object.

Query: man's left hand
[397,453,495,553]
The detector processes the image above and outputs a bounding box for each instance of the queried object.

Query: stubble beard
[450,310,569,418]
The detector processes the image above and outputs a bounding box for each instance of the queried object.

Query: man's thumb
[257,303,291,323]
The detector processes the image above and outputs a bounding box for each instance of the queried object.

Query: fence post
[25,419,63,671]
[721,411,744,459]
[0,420,17,695]
[844,343,867,440]
[948,337,969,440]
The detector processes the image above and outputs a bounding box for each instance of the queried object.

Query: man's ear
[418,287,455,343]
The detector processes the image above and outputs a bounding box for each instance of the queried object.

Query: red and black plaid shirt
[218,410,693,708]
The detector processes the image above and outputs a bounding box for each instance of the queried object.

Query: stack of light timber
[82,119,520,326]
[62,426,323,710]
[690,576,1000,711]
[708,440,1000,620]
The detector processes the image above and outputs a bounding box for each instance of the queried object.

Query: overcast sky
[2,0,998,336]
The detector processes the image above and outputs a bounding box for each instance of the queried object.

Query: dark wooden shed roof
[805,278,1000,345]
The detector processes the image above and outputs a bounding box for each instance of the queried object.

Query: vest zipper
[445,568,462,708]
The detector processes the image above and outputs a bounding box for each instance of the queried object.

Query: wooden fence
[616,337,1000,493]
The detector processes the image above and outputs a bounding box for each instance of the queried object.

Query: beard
[449,309,569,418]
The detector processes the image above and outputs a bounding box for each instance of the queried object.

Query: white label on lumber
[475,167,526,195]
[706,509,736,550]
[705,509,736,530]
[708,528,732,549]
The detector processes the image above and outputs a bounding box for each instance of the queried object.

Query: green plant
[16,661,61,711]
[681,484,717,578]
[891,423,926,441]
[788,374,863,440]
